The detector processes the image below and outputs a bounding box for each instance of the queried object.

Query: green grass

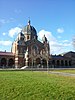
[51,69,75,74]
[0,71,75,100]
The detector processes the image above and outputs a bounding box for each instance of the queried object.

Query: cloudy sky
[0,0,75,54]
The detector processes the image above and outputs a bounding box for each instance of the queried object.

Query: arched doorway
[57,60,60,67]
[36,58,41,68]
[52,60,55,68]
[69,60,71,66]
[1,58,7,68]
[61,60,64,66]
[65,60,68,66]
[28,58,32,67]
[42,59,47,68]
[8,58,14,68]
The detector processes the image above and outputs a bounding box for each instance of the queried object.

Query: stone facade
[0,20,75,68]
[51,51,75,68]
[0,51,15,68]
[11,20,50,68]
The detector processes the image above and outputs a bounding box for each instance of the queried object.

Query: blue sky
[0,0,75,54]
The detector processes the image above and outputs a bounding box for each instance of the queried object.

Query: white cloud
[38,30,72,54]
[2,32,6,36]
[0,40,12,46]
[38,30,56,42]
[57,28,64,33]
[38,30,61,54]
[62,40,69,43]
[60,40,72,47]
[0,18,15,27]
[1,18,15,23]
[9,27,22,38]
[62,40,72,47]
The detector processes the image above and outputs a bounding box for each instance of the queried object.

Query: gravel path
[49,71,75,77]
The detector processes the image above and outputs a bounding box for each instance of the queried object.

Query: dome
[22,20,37,35]
[17,31,24,41]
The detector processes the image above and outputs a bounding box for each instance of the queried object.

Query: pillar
[26,59,28,66]
[63,60,65,67]
[32,59,34,68]
[15,57,18,69]
[47,60,49,70]
[7,58,9,68]
[41,58,43,68]
[33,59,36,68]
[67,60,69,67]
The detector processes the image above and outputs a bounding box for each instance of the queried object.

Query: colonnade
[0,58,15,68]
[51,60,71,67]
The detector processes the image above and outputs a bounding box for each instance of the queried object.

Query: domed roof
[22,20,37,35]
[16,31,24,41]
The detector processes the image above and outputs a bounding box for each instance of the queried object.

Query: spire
[28,19,30,25]
[42,34,47,43]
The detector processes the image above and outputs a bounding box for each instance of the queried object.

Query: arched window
[28,58,32,67]
[57,60,60,66]
[27,35,29,39]
[52,60,55,65]
[51,60,56,68]
[36,58,41,68]
[69,60,71,66]
[42,59,47,68]
[61,60,64,66]
[65,60,68,66]
[1,58,7,67]
[32,45,38,55]
[8,58,14,68]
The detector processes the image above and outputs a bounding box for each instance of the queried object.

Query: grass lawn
[0,70,75,100]
[51,69,75,74]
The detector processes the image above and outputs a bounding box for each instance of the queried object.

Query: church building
[11,20,50,68]
[0,20,75,69]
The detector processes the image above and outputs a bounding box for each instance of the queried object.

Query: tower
[22,20,38,41]
[11,20,50,68]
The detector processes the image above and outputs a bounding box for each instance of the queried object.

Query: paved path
[49,71,75,77]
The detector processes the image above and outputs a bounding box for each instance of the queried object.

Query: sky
[0,0,75,54]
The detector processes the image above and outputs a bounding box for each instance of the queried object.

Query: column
[7,58,9,68]
[41,58,43,68]
[33,59,36,68]
[59,60,61,68]
[15,57,18,69]
[32,59,34,68]
[67,60,69,67]
[63,60,65,67]
[47,60,49,70]
[26,59,28,66]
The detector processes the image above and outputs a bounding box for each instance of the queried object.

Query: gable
[25,39,44,49]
